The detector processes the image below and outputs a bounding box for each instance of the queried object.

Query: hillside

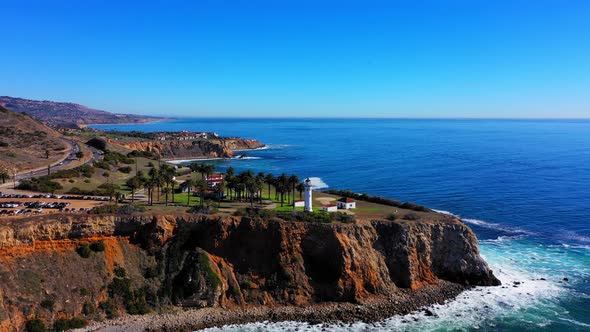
[0,105,70,173]
[0,96,168,127]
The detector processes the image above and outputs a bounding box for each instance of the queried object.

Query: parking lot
[0,192,110,218]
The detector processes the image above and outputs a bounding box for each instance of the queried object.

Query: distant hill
[0,105,70,172]
[0,96,168,127]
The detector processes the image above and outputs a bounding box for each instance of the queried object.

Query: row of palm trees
[223,167,304,207]
[124,162,305,208]
[125,163,177,206]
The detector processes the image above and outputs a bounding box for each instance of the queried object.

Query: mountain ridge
[0,96,169,127]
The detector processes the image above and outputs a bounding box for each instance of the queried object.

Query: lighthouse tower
[304,178,313,212]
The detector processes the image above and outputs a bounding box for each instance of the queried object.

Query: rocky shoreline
[89,281,467,332]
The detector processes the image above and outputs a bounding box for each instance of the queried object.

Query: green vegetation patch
[25,318,47,332]
[53,317,87,331]
[76,244,92,258]
[17,177,63,193]
[323,189,431,212]
[197,251,222,288]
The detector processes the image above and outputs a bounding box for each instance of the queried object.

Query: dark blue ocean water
[93,119,590,331]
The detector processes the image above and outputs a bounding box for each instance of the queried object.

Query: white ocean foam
[233,146,270,152]
[432,209,457,217]
[200,238,589,332]
[167,157,226,164]
[432,209,532,236]
[231,156,262,160]
[308,177,329,189]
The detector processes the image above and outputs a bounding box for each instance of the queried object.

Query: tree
[296,182,305,199]
[194,178,206,206]
[264,173,275,200]
[182,179,194,206]
[75,151,84,160]
[162,187,171,206]
[148,167,160,205]
[288,174,300,207]
[160,164,177,203]
[277,173,289,207]
[126,176,142,203]
[0,170,9,184]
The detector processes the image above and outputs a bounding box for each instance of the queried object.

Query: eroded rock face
[118,138,264,159]
[0,213,499,331]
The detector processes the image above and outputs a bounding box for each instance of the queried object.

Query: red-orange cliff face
[0,213,499,331]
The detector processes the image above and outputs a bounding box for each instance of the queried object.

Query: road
[15,141,102,181]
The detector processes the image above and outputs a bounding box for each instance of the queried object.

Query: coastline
[82,117,175,127]
[88,281,468,332]
[164,145,267,164]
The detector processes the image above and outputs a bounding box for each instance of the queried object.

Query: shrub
[233,207,277,219]
[127,150,156,158]
[386,213,398,221]
[90,240,105,252]
[82,302,95,315]
[403,213,420,220]
[79,288,90,296]
[118,166,132,173]
[107,267,151,315]
[17,177,63,193]
[40,298,55,311]
[25,318,46,332]
[89,204,145,215]
[76,244,92,258]
[144,266,158,279]
[99,299,117,319]
[93,160,111,170]
[53,317,87,331]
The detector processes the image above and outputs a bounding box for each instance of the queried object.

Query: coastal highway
[15,141,102,181]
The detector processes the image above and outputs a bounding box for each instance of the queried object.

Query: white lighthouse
[304,178,313,212]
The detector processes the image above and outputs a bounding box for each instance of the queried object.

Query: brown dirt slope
[0,105,70,172]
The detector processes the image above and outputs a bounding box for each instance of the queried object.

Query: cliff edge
[0,213,499,331]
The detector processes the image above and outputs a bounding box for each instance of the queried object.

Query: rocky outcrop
[0,213,498,331]
[118,138,264,159]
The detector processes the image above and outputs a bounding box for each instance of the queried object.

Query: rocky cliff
[117,138,264,159]
[0,213,498,331]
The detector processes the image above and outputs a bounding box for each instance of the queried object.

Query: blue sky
[1,0,589,118]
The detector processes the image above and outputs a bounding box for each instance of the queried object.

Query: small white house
[337,197,356,210]
[322,204,338,212]
[293,200,305,207]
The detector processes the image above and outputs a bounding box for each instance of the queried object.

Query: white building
[293,200,305,207]
[304,178,313,212]
[337,197,356,210]
[322,204,338,212]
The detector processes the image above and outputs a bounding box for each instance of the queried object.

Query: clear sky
[1,0,589,118]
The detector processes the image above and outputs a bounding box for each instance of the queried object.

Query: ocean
[92,118,590,331]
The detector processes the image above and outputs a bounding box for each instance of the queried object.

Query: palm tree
[296,182,305,200]
[182,179,194,206]
[126,175,142,203]
[203,164,216,186]
[216,180,226,204]
[277,173,288,207]
[288,175,299,207]
[160,164,176,203]
[194,178,207,206]
[148,167,160,205]
[162,187,171,206]
[264,173,275,200]
[0,170,9,184]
